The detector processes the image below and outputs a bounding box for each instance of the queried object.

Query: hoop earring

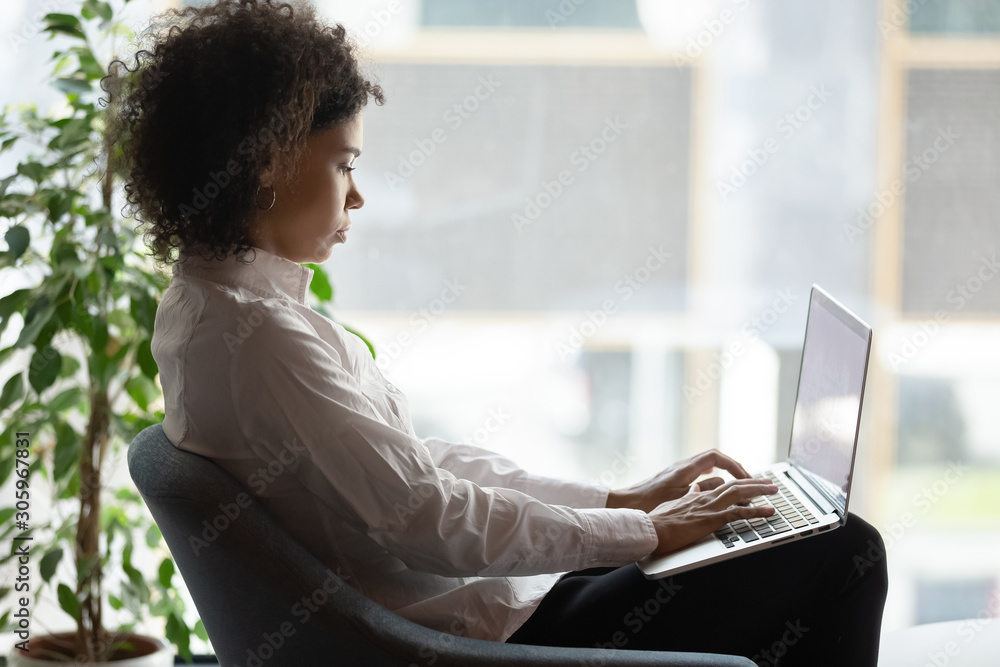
[255,184,276,211]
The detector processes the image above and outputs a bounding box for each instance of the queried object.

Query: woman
[103,0,887,663]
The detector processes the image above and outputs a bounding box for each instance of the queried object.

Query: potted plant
[0,0,196,662]
[0,2,366,661]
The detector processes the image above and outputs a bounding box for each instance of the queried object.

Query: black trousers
[506,513,888,666]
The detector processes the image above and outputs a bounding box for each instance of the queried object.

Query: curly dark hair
[101,0,385,266]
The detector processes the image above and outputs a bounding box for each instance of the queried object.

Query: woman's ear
[258,156,278,190]
[256,134,289,189]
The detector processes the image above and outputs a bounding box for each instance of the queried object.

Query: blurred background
[1,0,998,653]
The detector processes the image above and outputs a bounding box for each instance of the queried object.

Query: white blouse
[151,245,658,642]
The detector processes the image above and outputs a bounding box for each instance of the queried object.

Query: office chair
[127,423,754,666]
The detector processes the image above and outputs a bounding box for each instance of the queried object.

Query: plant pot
[7,632,173,666]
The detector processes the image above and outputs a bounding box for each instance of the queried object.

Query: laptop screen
[787,286,872,514]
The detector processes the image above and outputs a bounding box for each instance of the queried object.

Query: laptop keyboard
[713,474,820,549]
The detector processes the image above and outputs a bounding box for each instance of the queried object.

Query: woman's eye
[340,165,356,174]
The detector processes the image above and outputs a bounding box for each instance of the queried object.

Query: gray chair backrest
[127,423,754,667]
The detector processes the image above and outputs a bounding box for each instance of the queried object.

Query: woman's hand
[646,478,777,557]
[605,449,755,513]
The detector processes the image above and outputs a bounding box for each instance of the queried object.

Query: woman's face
[251,113,365,264]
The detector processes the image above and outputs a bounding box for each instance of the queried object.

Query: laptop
[638,284,872,579]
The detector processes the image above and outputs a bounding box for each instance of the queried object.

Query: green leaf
[48,386,82,413]
[96,1,113,21]
[16,161,48,183]
[144,523,161,548]
[0,374,24,412]
[119,582,142,617]
[81,0,114,23]
[0,289,32,334]
[72,46,106,79]
[193,619,208,641]
[89,314,108,352]
[43,14,87,41]
[4,225,29,258]
[52,421,78,481]
[115,488,139,502]
[0,172,17,197]
[304,263,334,301]
[108,594,123,610]
[49,117,92,152]
[51,53,74,77]
[129,290,156,332]
[15,303,55,349]
[121,543,150,604]
[28,345,61,394]
[157,558,174,588]
[51,234,80,266]
[59,354,80,379]
[53,76,92,96]
[40,548,63,582]
[125,373,155,411]
[137,337,159,379]
[0,346,15,366]
[41,188,76,221]
[57,583,80,621]
[165,613,192,664]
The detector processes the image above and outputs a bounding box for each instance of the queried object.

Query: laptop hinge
[784,466,836,515]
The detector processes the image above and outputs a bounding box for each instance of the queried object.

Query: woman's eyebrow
[343,146,361,158]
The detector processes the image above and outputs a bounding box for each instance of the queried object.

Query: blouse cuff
[578,508,659,567]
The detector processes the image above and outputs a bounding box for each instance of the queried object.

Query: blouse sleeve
[420,436,610,509]
[228,309,658,577]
